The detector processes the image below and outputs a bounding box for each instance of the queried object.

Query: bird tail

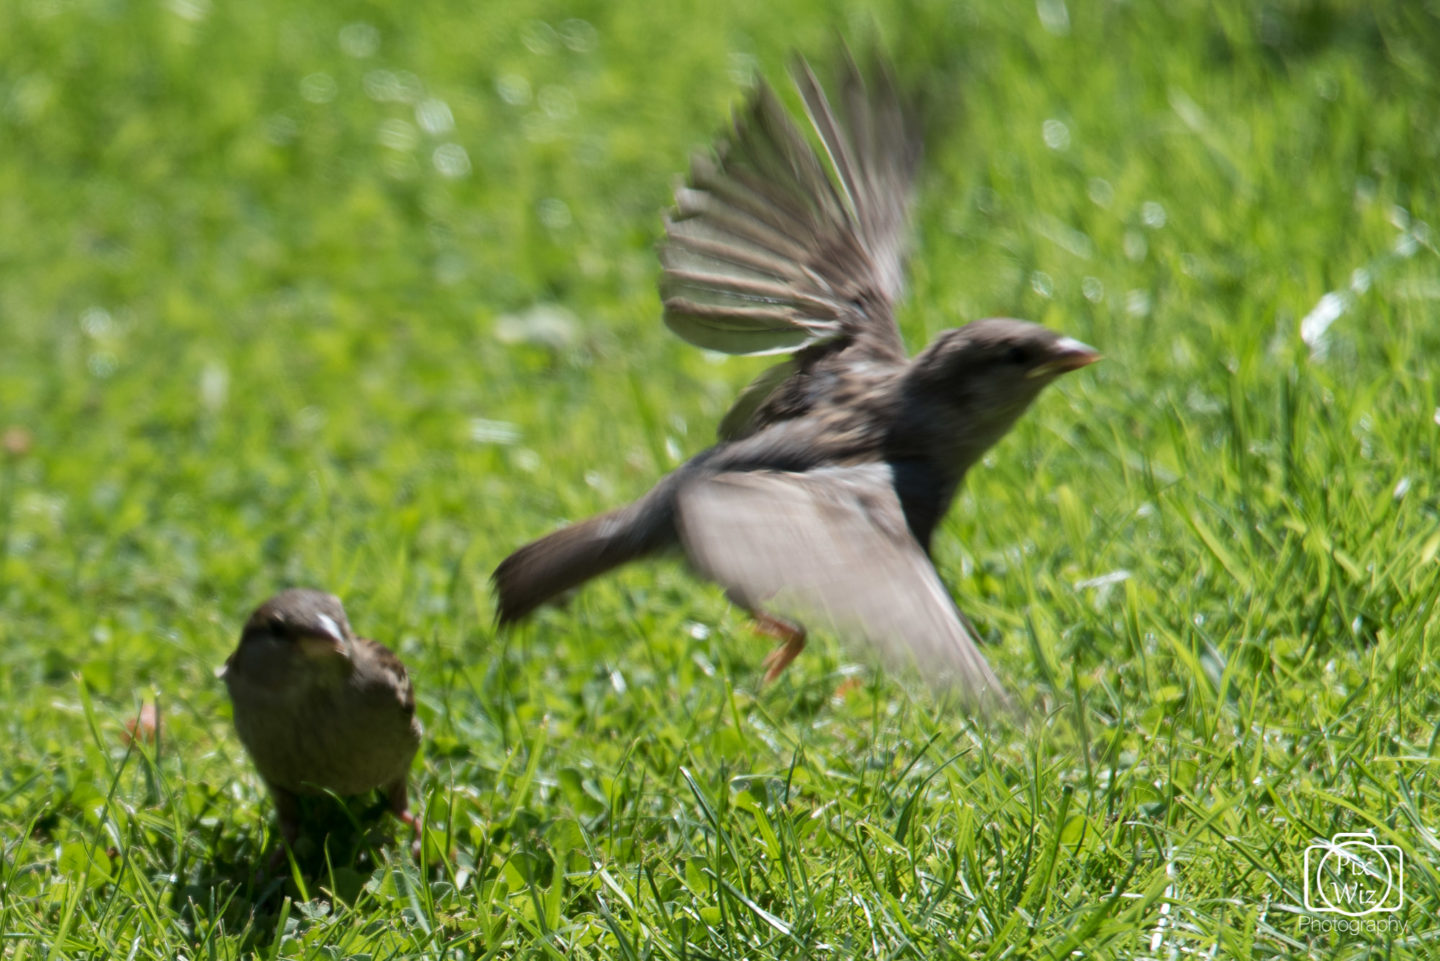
[492,496,673,624]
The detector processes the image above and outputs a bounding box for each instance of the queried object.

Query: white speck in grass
[364,69,399,102]
[1036,0,1070,35]
[1147,858,1178,953]
[559,18,598,52]
[80,306,113,338]
[432,143,471,178]
[1030,271,1054,298]
[1087,178,1114,207]
[609,668,627,694]
[469,418,520,445]
[1123,229,1147,261]
[1185,386,1220,414]
[665,436,682,463]
[1076,570,1131,606]
[496,74,532,106]
[538,85,576,121]
[300,72,337,104]
[584,471,611,495]
[199,361,228,412]
[511,448,541,472]
[87,353,116,378]
[1390,205,1410,230]
[167,0,209,22]
[1076,570,1131,590]
[1395,230,1419,258]
[686,621,711,641]
[1042,118,1070,151]
[295,406,327,433]
[367,70,423,104]
[1082,276,1104,302]
[19,491,66,526]
[415,99,454,135]
[1125,289,1151,317]
[377,118,417,151]
[538,197,572,229]
[495,304,579,349]
[520,20,559,55]
[1141,201,1167,229]
[339,22,379,58]
[1394,477,1412,500]
[1300,291,1347,357]
[1434,408,1440,427]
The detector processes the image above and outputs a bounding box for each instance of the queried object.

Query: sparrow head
[239,588,354,662]
[899,318,1098,462]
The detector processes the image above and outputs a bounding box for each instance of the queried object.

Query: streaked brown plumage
[492,52,1098,706]
[221,589,421,848]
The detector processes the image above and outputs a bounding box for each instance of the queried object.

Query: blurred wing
[675,465,1005,705]
[716,358,796,441]
[660,51,921,359]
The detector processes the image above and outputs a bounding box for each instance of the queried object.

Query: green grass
[2,0,1439,956]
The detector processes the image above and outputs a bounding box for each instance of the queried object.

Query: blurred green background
[2,0,1438,957]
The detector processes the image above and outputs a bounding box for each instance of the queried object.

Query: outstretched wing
[675,464,1006,707]
[660,51,922,361]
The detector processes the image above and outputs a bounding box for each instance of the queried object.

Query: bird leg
[752,609,807,684]
[266,786,302,872]
[386,777,423,857]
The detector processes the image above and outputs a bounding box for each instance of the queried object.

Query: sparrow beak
[1028,337,1101,378]
[296,612,349,659]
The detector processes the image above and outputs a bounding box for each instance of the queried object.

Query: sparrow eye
[1005,345,1030,365]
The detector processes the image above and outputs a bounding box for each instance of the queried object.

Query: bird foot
[752,612,806,684]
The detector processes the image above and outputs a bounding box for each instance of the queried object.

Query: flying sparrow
[221,589,422,849]
[492,52,1098,704]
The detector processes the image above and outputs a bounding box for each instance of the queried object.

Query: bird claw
[752,611,806,683]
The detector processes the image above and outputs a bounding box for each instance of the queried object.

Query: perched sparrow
[221,589,421,848]
[492,53,1098,704]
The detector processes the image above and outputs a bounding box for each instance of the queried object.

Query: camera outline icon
[1303,832,1404,916]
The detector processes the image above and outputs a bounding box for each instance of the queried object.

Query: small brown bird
[221,589,421,849]
[492,52,1098,705]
